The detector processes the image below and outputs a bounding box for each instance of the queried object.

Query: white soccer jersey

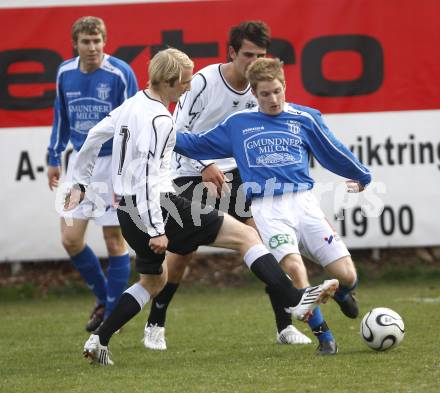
[173,63,257,177]
[72,90,175,237]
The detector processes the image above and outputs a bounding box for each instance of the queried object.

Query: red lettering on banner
[0,0,439,128]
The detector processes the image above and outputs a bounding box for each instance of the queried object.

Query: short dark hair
[228,20,271,53]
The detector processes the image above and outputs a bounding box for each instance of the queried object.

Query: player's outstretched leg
[211,215,338,322]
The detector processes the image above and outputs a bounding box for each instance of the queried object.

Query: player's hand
[64,184,85,211]
[47,166,61,191]
[149,234,168,254]
[201,164,230,198]
[346,180,366,193]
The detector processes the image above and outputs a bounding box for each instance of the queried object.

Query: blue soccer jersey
[48,54,138,166]
[175,103,371,200]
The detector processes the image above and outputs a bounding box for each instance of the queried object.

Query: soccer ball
[360,307,405,351]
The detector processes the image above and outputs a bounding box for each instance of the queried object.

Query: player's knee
[281,255,306,276]
[280,255,309,288]
[343,268,358,287]
[166,254,191,282]
[337,257,358,286]
[237,224,260,246]
[103,230,127,255]
[139,272,167,297]
[61,233,84,255]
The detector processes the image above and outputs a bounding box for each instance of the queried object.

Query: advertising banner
[1,0,439,260]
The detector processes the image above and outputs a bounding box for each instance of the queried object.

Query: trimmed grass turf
[0,280,439,393]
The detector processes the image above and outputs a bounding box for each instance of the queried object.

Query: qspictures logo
[269,234,295,249]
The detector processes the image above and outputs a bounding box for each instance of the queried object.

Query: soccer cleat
[85,304,105,332]
[291,279,339,322]
[276,325,312,344]
[143,323,167,350]
[83,334,114,366]
[316,339,338,356]
[333,292,359,319]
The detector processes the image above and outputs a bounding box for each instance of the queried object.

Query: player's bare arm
[47,166,61,191]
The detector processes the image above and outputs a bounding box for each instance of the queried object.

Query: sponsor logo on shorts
[324,235,334,244]
[324,233,340,244]
[269,234,295,249]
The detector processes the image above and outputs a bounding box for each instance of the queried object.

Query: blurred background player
[175,57,371,354]
[47,16,138,332]
[144,21,335,352]
[64,48,338,365]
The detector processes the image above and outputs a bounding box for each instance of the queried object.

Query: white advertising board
[1,109,439,261]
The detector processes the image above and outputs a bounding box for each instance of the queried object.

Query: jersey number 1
[118,126,130,175]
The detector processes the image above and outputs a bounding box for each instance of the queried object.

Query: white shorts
[251,190,349,267]
[59,151,119,226]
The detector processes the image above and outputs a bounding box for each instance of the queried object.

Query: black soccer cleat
[316,340,338,356]
[333,292,359,319]
[85,304,105,332]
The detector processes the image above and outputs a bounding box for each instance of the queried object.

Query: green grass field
[1,279,439,393]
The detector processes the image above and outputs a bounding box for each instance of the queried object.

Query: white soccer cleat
[143,323,167,350]
[276,325,312,344]
[83,334,114,366]
[291,279,339,322]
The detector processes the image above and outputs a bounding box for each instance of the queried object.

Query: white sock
[124,282,150,310]
[243,244,270,268]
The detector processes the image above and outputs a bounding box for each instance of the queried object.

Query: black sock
[265,286,293,332]
[96,293,141,346]
[250,254,301,306]
[148,282,180,327]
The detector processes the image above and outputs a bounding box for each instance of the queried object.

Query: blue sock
[71,245,107,305]
[307,306,334,343]
[334,279,358,302]
[105,253,131,318]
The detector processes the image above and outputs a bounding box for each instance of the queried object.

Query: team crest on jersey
[286,120,301,134]
[269,234,295,249]
[246,101,256,109]
[96,83,111,100]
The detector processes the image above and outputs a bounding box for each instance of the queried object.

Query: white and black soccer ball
[360,307,405,351]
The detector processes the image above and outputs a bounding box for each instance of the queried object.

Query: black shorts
[173,168,251,223]
[117,194,224,275]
